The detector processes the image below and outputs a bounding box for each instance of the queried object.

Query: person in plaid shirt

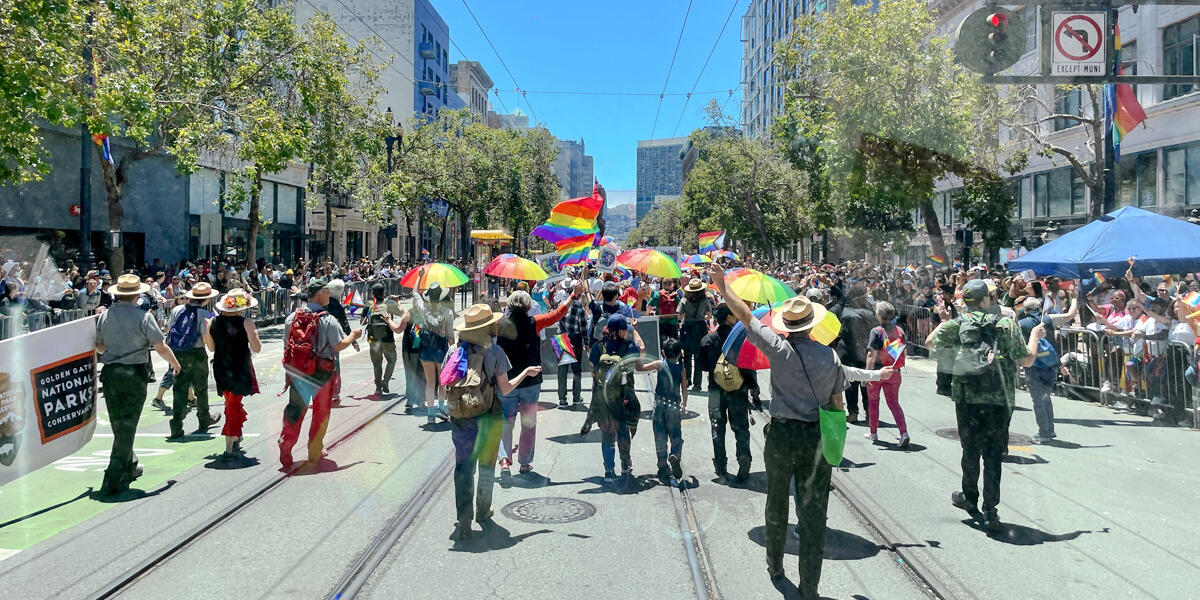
[558,279,589,407]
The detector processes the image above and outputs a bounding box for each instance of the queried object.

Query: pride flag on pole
[1104,24,1147,162]
[532,194,603,244]
[1183,291,1200,308]
[556,232,593,268]
[698,231,725,253]
[885,338,906,362]
[927,255,947,267]
[550,333,577,365]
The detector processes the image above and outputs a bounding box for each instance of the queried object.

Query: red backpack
[874,326,906,369]
[283,308,327,376]
[658,290,678,317]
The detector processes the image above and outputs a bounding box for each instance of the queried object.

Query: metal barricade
[0,314,18,340]
[1162,340,1198,429]
[898,304,934,357]
[1054,327,1105,405]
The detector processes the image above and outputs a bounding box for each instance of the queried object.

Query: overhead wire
[299,0,417,89]
[670,0,740,137]
[650,0,694,139]
[459,0,540,125]
[447,36,511,114]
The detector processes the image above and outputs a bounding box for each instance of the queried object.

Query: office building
[635,137,688,223]
[741,1,830,140]
[552,138,595,200]
[451,60,494,117]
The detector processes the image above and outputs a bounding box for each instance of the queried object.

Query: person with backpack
[678,278,713,391]
[710,263,844,597]
[94,274,183,495]
[636,337,687,483]
[444,304,543,540]
[361,283,405,397]
[652,278,680,342]
[1017,296,1077,442]
[203,288,261,463]
[929,279,1040,532]
[166,281,220,440]
[279,278,363,468]
[587,280,643,350]
[411,269,457,424]
[863,301,910,447]
[698,303,757,483]
[494,284,581,477]
[581,313,644,482]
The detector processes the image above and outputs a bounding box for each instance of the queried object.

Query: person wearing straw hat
[203,288,262,463]
[678,277,712,392]
[448,304,543,540]
[709,263,844,597]
[166,281,221,440]
[95,274,183,495]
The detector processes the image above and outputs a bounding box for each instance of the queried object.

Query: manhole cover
[501,497,596,524]
[934,427,1033,446]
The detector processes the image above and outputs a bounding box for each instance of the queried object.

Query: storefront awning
[470,230,513,241]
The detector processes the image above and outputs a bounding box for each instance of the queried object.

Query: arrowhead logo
[0,372,26,467]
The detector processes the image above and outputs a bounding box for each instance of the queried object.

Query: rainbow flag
[550,333,577,365]
[1104,25,1147,162]
[698,231,726,253]
[91,133,113,164]
[1183,291,1200,308]
[1094,272,1107,286]
[421,248,429,257]
[532,195,603,244]
[556,232,593,267]
[927,255,947,267]
[885,338,905,362]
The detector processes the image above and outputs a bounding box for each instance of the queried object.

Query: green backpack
[951,313,1004,395]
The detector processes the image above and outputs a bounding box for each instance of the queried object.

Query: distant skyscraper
[552,138,594,199]
[450,60,493,117]
[741,0,826,140]
[636,137,687,222]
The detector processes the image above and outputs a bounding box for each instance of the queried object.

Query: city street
[2,315,1196,600]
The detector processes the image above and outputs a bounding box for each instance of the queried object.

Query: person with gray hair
[321,278,358,406]
[494,282,585,478]
[864,301,910,447]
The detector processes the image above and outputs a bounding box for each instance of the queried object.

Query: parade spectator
[581,313,643,482]
[637,337,687,483]
[835,285,875,423]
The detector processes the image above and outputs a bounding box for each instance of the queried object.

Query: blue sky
[435,0,747,196]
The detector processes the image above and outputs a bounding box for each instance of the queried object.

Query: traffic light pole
[1102,3,1118,215]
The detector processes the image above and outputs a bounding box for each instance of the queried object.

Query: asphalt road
[1,314,1196,600]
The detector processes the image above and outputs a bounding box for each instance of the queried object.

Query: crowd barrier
[0,277,414,341]
[897,304,934,357]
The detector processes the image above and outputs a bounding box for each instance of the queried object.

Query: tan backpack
[446,351,495,419]
[713,353,744,392]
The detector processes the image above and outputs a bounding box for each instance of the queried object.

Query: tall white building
[741,1,832,140]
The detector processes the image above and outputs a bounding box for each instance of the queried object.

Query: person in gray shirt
[710,263,844,599]
[95,274,182,495]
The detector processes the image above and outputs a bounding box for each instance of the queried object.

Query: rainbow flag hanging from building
[532,194,603,244]
[698,231,726,253]
[1104,25,1147,162]
[550,333,577,365]
[91,133,113,164]
[556,232,593,268]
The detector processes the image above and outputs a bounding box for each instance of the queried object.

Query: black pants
[451,413,501,525]
[557,334,583,403]
[843,359,866,414]
[709,386,751,470]
[955,402,1011,512]
[170,348,211,436]
[658,320,678,342]
[764,419,831,597]
[100,364,149,492]
[683,350,703,388]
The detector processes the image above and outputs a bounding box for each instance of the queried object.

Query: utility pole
[1101,2,1118,215]
[78,6,94,267]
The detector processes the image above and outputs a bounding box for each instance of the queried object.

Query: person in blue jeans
[637,337,687,482]
[581,314,643,482]
[1018,297,1063,443]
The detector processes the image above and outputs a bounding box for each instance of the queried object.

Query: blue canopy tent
[1009,207,1200,279]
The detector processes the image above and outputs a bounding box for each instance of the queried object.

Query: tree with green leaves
[626,197,692,249]
[680,101,809,255]
[777,0,1013,262]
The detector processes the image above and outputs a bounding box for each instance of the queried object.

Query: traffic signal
[954,7,1026,75]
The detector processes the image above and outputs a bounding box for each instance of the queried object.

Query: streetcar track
[668,478,722,600]
[84,390,412,600]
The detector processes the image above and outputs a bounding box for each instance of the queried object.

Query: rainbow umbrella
[709,250,740,261]
[615,248,682,279]
[722,307,843,370]
[600,235,617,246]
[684,253,713,265]
[725,269,796,305]
[483,254,549,281]
[399,263,469,289]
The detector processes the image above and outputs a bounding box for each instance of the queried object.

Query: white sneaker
[899,433,911,448]
[864,432,878,442]
[1100,381,1113,393]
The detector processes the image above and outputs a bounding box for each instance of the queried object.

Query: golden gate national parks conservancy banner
[0,317,98,486]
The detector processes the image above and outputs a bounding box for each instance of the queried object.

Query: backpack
[366,304,393,344]
[657,291,678,318]
[166,305,202,351]
[951,313,1004,393]
[595,351,634,408]
[446,350,495,419]
[1031,337,1059,371]
[283,308,325,376]
[713,353,745,391]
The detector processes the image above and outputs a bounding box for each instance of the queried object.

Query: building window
[1163,16,1198,101]
[1052,87,1081,131]
[1118,151,1158,207]
[1034,172,1049,217]
[277,184,299,224]
[1071,170,1086,214]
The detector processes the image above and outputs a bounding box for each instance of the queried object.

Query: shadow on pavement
[721,471,767,494]
[576,474,660,495]
[0,489,93,529]
[546,429,602,445]
[1039,439,1113,450]
[837,458,876,471]
[164,433,216,444]
[1001,454,1049,465]
[961,518,1104,545]
[747,525,903,560]
[1054,417,1154,428]
[877,441,928,453]
[420,421,452,432]
[203,454,262,470]
[499,471,584,490]
[450,522,550,553]
[636,409,702,421]
[290,458,366,476]
[89,480,178,503]
[330,403,362,409]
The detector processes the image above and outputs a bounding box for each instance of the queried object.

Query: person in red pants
[204,288,263,463]
[279,279,362,468]
[864,301,910,447]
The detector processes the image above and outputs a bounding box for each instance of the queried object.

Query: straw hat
[771,295,826,334]
[216,288,258,313]
[185,281,219,300]
[683,277,706,293]
[107,273,150,297]
[456,303,502,332]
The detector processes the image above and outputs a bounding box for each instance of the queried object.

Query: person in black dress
[204,288,262,462]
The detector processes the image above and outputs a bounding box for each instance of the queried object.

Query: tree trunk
[246,167,264,271]
[459,209,471,260]
[920,196,948,261]
[438,214,449,260]
[404,208,417,260]
[99,155,125,274]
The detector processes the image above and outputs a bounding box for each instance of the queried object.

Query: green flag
[818,408,847,467]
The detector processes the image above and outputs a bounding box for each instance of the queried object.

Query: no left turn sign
[1052,12,1107,75]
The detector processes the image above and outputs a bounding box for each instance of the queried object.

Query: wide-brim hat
[426,282,446,303]
[683,277,705,293]
[771,296,826,334]
[216,288,259,313]
[107,273,150,296]
[185,281,219,300]
[456,303,501,332]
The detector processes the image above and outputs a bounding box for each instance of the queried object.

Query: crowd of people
[29,243,1198,600]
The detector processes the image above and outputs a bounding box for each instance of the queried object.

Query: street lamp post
[383,108,403,259]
